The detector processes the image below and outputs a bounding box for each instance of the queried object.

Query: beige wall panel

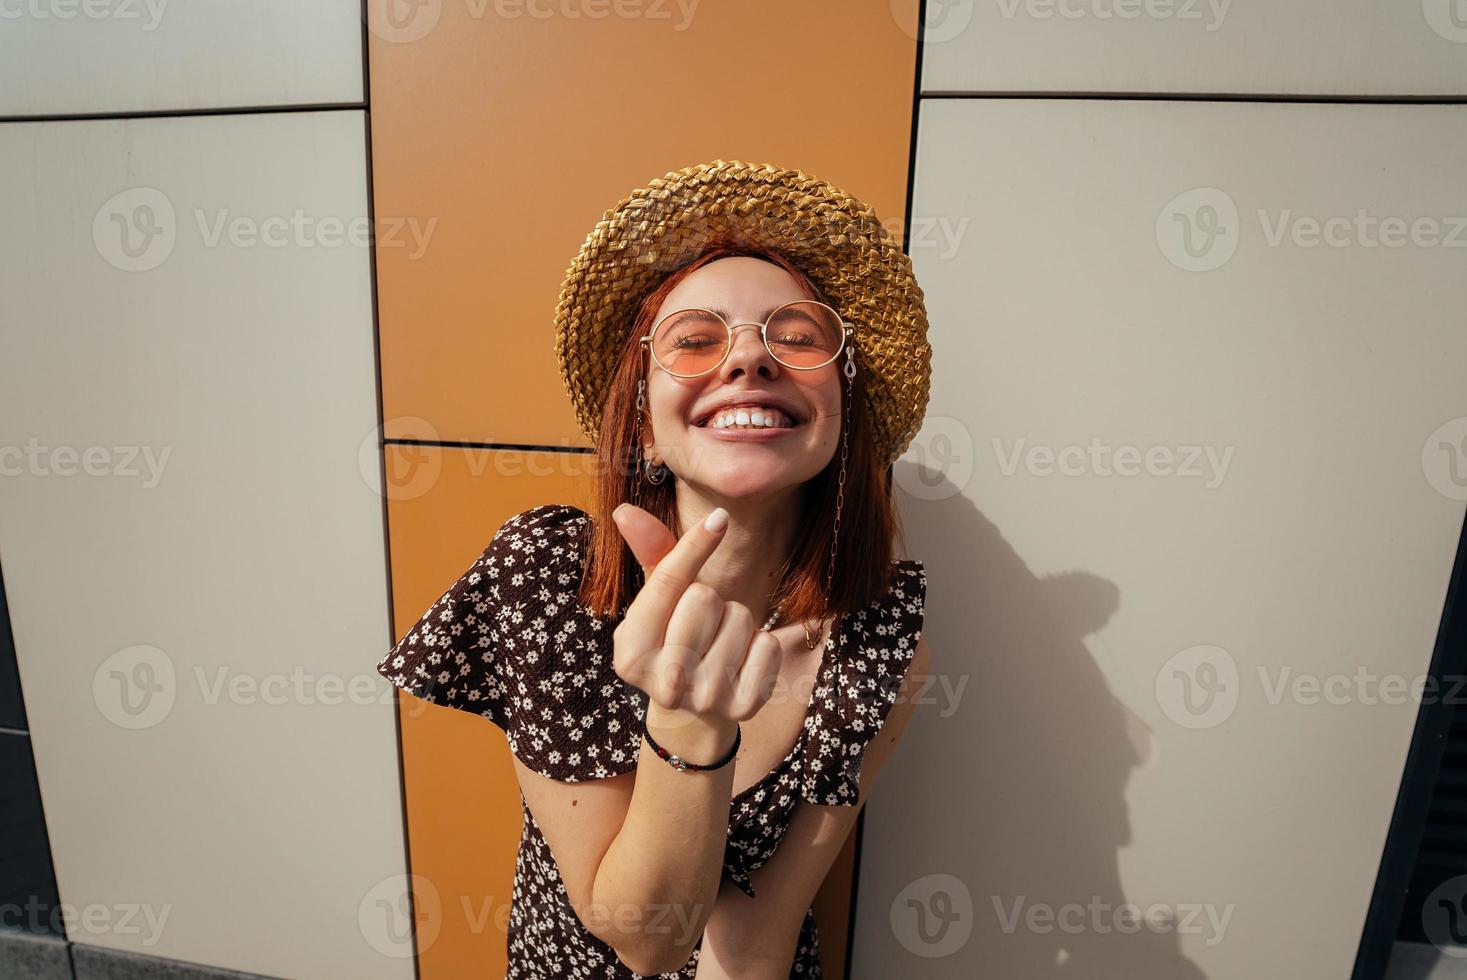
[855,98,1467,978]
[0,112,408,980]
[0,0,363,116]
[920,1,1467,96]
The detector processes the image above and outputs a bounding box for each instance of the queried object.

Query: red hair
[577,245,905,625]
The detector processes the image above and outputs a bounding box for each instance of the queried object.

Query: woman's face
[643,256,845,502]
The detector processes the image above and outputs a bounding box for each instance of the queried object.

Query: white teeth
[706,405,793,429]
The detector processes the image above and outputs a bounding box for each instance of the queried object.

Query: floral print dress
[376,503,927,979]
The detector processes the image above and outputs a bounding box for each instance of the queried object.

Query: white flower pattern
[376,503,927,979]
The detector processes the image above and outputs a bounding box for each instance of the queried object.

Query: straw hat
[552,159,932,465]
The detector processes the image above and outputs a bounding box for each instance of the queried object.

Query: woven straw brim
[553,159,932,465]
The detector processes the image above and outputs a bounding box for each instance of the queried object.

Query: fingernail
[703,507,729,532]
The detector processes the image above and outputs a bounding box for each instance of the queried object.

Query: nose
[718,322,780,381]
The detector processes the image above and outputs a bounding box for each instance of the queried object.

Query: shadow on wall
[886,459,1207,979]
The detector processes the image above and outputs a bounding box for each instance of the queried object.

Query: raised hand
[610,503,782,724]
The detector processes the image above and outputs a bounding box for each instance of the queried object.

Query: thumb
[611,503,679,572]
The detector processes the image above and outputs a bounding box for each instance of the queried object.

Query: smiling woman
[383,159,934,978]
[580,246,901,631]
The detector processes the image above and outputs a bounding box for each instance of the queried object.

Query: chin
[687,462,825,501]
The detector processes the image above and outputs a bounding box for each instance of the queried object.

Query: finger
[648,644,701,712]
[685,600,756,715]
[614,504,729,633]
[661,582,726,683]
[731,630,783,720]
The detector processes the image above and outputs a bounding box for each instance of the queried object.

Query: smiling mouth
[693,407,804,430]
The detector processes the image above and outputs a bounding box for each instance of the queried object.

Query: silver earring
[645,452,668,484]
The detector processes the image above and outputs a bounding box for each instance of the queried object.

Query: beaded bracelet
[641,715,741,772]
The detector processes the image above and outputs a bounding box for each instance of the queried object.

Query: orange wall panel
[369,0,921,447]
[385,445,593,977]
[371,5,920,975]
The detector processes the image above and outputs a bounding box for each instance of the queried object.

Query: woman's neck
[676,487,805,627]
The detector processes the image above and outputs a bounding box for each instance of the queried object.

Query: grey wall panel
[0,111,409,980]
[860,99,1467,979]
[920,1,1467,96]
[0,0,362,116]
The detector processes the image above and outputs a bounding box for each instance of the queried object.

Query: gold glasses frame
[638,300,855,379]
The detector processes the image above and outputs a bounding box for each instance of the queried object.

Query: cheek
[645,384,697,440]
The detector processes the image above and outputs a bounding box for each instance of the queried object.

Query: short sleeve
[800,559,927,806]
[375,502,646,783]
